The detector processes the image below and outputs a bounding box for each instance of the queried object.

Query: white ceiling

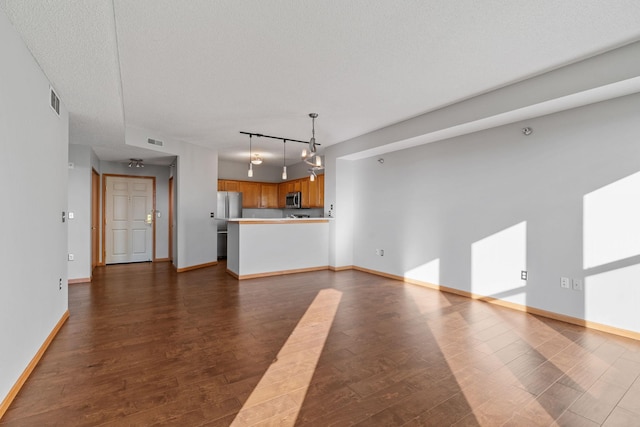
[3,1,640,167]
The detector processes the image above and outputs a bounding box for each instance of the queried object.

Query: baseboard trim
[176,261,218,273]
[154,258,171,263]
[68,277,90,284]
[352,266,640,341]
[0,309,69,419]
[329,265,355,272]
[229,266,329,280]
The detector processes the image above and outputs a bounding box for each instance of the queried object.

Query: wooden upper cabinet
[219,176,323,208]
[317,174,324,207]
[238,181,260,208]
[260,183,279,208]
[278,182,287,208]
[308,174,324,208]
[219,180,241,192]
[300,178,310,208]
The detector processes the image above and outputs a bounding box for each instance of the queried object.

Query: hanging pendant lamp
[248,134,254,178]
[282,140,287,180]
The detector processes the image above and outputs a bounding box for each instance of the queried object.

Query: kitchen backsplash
[243,208,324,218]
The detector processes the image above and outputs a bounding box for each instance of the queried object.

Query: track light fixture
[128,158,144,168]
[239,113,325,181]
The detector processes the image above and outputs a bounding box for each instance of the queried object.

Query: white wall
[175,144,218,268]
[325,41,640,333]
[219,158,321,182]
[351,93,640,331]
[125,126,218,269]
[0,8,69,405]
[67,145,93,280]
[219,159,282,182]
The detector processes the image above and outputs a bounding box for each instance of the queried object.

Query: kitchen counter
[226,218,331,279]
[228,218,329,223]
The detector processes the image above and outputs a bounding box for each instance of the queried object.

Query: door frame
[91,168,101,271]
[102,174,157,263]
[168,176,174,262]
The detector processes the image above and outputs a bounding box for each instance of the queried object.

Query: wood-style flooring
[2,262,640,426]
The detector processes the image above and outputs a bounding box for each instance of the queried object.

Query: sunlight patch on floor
[230,288,342,426]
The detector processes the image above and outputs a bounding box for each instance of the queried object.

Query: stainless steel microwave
[285,191,302,209]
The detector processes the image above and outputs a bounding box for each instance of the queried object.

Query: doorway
[103,175,156,264]
[91,168,100,272]
[168,176,174,262]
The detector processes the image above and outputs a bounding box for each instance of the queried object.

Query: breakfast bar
[226,218,331,279]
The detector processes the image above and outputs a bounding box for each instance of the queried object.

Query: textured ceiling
[3,1,640,166]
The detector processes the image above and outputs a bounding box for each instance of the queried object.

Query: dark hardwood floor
[2,262,640,426]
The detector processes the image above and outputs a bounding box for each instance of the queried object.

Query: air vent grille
[50,87,60,116]
[148,138,164,147]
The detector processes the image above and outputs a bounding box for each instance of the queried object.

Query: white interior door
[105,176,154,264]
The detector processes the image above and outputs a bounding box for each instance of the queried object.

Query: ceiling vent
[148,138,164,147]
[50,87,60,116]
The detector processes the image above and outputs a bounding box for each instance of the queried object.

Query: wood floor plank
[1,262,640,426]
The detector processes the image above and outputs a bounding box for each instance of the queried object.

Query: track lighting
[239,113,325,181]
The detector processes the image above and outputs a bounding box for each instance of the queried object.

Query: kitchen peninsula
[226,218,331,279]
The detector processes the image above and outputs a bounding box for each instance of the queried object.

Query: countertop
[227,218,331,224]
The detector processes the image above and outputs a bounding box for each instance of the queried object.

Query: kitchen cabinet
[300,179,310,208]
[238,181,260,208]
[220,176,323,209]
[308,174,324,208]
[260,183,279,208]
[218,180,240,192]
[218,180,280,208]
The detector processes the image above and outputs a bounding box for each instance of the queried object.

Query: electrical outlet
[68,254,74,261]
[59,278,62,290]
[560,277,570,289]
[375,249,384,256]
[572,278,583,291]
[521,271,528,280]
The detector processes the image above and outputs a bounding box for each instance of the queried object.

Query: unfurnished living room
[2,2,640,426]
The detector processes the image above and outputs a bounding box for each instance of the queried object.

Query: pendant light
[248,134,254,178]
[301,113,324,180]
[282,140,287,180]
[251,154,263,165]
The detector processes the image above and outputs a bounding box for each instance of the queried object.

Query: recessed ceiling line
[110,0,127,131]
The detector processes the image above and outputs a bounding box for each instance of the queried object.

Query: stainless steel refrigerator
[217,192,243,259]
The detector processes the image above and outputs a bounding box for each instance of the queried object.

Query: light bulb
[301,149,307,158]
[282,166,287,180]
[248,163,253,177]
[315,156,322,167]
[310,173,315,182]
